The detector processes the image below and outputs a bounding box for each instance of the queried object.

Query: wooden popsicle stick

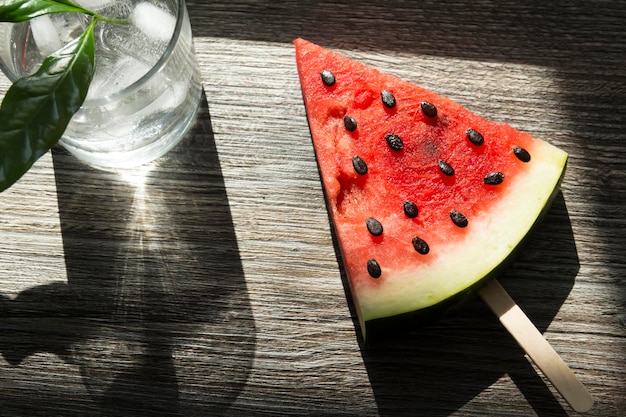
[479,279,594,413]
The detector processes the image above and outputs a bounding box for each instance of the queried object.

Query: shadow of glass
[0,92,256,416]
[349,193,580,417]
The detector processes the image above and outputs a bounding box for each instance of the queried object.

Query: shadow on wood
[338,193,580,417]
[0,92,256,416]
[187,0,625,70]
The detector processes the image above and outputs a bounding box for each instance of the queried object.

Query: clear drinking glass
[0,0,202,169]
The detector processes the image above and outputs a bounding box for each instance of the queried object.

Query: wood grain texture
[1,1,625,416]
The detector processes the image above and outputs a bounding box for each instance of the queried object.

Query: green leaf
[0,0,91,22]
[0,18,96,192]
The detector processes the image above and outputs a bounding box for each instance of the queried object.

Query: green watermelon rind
[360,160,567,341]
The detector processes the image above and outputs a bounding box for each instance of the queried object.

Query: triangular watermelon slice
[294,38,568,340]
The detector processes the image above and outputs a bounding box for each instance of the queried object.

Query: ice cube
[87,54,151,99]
[132,2,176,43]
[30,15,63,56]
[162,81,188,109]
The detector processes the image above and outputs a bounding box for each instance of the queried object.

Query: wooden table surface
[1,1,624,416]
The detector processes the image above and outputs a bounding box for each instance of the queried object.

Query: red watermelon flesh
[294,38,568,340]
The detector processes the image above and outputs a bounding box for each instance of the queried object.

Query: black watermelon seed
[385,133,404,151]
[513,146,531,162]
[438,159,455,176]
[412,236,430,255]
[352,156,368,175]
[450,210,468,228]
[367,259,382,278]
[366,217,384,236]
[381,90,396,108]
[344,115,357,132]
[403,200,418,218]
[421,101,437,118]
[466,128,484,146]
[484,171,505,185]
[320,70,336,86]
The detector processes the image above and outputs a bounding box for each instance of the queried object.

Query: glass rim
[87,0,187,107]
[0,0,188,107]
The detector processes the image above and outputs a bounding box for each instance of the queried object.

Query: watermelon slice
[294,38,568,340]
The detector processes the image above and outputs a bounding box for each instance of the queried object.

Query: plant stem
[95,15,131,24]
